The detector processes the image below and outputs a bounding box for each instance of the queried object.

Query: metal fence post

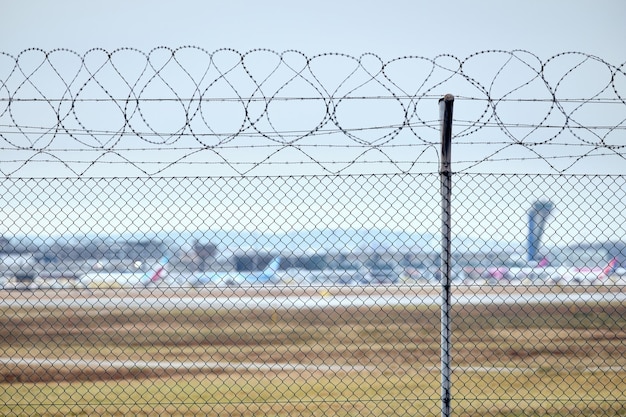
[439,94,454,417]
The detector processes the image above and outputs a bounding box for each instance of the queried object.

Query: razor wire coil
[1,48,624,176]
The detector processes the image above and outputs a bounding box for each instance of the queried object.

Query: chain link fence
[1,49,625,416]
[1,174,624,416]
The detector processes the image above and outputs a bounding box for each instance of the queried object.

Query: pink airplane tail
[602,258,618,278]
[538,257,549,268]
[144,256,169,285]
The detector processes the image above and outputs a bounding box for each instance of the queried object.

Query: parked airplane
[557,257,618,284]
[192,256,282,287]
[506,256,560,283]
[78,257,169,288]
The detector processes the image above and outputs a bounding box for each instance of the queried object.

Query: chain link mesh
[1,174,624,416]
[1,49,625,416]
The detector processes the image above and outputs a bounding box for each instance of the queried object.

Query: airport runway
[2,284,625,310]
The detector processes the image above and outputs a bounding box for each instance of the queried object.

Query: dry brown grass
[1,284,625,416]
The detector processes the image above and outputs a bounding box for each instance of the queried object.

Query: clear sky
[1,1,624,176]
[1,0,624,60]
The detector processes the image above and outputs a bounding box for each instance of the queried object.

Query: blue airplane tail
[256,256,281,282]
[527,200,554,262]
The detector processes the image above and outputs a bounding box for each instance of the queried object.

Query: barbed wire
[0,48,624,176]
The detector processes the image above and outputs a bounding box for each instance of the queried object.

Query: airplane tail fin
[259,256,281,281]
[602,258,618,278]
[527,200,554,262]
[537,257,549,268]
[142,256,169,286]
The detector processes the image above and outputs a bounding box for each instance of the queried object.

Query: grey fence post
[439,94,454,417]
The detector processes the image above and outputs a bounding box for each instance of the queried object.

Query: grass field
[1,285,625,416]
